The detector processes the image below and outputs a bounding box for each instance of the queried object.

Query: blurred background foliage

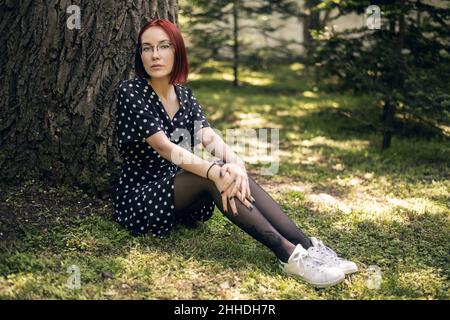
[179,0,450,150]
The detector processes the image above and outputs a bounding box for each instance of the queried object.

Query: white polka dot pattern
[111,78,214,237]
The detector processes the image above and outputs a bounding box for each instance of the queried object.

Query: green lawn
[1,61,449,299]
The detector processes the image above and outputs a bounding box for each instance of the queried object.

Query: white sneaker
[308,237,358,274]
[279,244,345,288]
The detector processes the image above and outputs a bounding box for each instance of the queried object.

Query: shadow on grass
[1,65,448,298]
[1,178,447,299]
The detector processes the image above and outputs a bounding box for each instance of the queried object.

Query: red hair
[134,19,189,84]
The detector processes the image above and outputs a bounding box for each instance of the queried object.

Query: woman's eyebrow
[142,40,170,45]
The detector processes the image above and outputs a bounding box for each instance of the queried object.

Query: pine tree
[308,0,450,149]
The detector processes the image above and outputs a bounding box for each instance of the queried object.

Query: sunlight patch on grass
[222,73,235,82]
[211,93,223,100]
[240,70,275,86]
[278,148,329,170]
[290,62,305,72]
[275,136,371,169]
[392,265,449,298]
[223,129,280,166]
[298,101,322,110]
[293,98,341,111]
[302,91,319,98]
[300,136,370,152]
[386,197,445,215]
[1,60,448,299]
[0,273,37,298]
[188,72,202,81]
[236,112,267,126]
[307,193,352,214]
[304,181,447,223]
[0,271,69,299]
[336,179,447,216]
[276,109,308,117]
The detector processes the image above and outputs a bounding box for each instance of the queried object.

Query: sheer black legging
[173,169,312,263]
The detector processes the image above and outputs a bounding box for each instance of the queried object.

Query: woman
[112,19,358,288]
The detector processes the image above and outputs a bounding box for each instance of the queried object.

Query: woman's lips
[151,65,163,68]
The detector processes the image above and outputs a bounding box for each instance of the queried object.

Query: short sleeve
[188,87,210,146]
[116,80,163,144]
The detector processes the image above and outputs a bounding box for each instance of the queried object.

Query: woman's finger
[221,192,228,213]
[244,176,254,203]
[237,177,245,200]
[239,177,247,201]
[230,177,240,196]
[220,165,228,178]
[229,198,238,216]
[243,198,253,210]
[223,164,232,174]
[230,191,252,211]
[240,178,247,202]
[237,194,253,210]
[222,178,235,194]
[229,176,241,197]
[246,181,254,203]
[220,171,234,191]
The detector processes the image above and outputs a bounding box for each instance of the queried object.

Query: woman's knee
[176,169,217,194]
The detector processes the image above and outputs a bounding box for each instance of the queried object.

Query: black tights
[173,170,312,263]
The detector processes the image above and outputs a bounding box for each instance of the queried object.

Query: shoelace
[317,240,337,256]
[291,250,330,275]
[313,240,344,263]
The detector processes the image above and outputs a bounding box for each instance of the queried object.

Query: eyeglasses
[140,42,173,55]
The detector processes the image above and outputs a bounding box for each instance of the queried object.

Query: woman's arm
[197,127,254,202]
[146,130,220,180]
[145,131,252,213]
[198,127,245,169]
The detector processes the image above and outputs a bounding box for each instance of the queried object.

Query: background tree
[0,0,180,197]
[300,0,341,55]
[307,0,450,149]
[182,0,299,86]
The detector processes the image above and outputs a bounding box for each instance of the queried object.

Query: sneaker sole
[280,265,346,288]
[342,266,359,275]
[308,273,345,288]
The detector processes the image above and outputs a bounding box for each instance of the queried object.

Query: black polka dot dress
[112,77,215,238]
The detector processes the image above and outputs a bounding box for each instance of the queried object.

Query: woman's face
[140,26,175,80]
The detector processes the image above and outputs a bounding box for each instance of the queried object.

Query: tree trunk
[381,101,395,149]
[232,0,239,87]
[0,0,179,198]
[416,0,421,28]
[381,1,405,150]
[302,0,325,56]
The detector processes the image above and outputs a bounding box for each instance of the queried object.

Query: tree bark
[232,0,239,87]
[302,0,328,56]
[381,1,405,150]
[0,0,179,198]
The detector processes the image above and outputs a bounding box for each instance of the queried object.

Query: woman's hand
[219,163,255,204]
[210,165,252,215]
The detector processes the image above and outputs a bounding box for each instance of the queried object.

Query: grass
[0,61,449,299]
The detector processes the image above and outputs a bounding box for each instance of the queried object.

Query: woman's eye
[143,47,151,52]
[161,44,170,49]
